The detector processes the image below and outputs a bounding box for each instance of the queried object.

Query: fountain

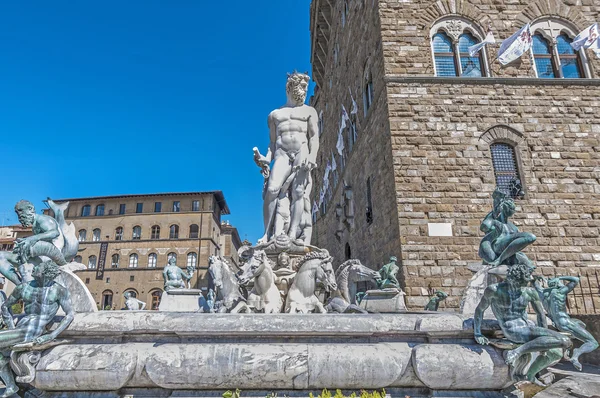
[1,73,597,398]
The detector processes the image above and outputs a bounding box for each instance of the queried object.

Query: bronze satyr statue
[534,276,599,371]
[474,263,571,386]
[0,260,74,397]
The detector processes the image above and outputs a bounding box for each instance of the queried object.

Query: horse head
[238,250,267,286]
[316,258,337,293]
[208,255,224,289]
[348,261,381,284]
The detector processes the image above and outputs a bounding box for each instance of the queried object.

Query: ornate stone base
[24,312,512,394]
[359,288,407,312]
[158,289,206,312]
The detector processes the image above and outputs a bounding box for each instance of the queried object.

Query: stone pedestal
[22,312,512,395]
[158,289,206,312]
[359,288,406,312]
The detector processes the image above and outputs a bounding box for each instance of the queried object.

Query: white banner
[341,104,350,121]
[331,151,337,171]
[336,128,345,155]
[468,31,496,57]
[349,88,358,115]
[312,200,319,216]
[498,23,532,65]
[571,23,600,57]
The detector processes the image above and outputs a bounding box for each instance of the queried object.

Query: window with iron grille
[490,143,521,198]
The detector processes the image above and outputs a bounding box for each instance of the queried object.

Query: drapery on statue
[0,199,79,286]
[478,189,536,268]
[0,260,74,397]
[253,71,319,245]
[534,276,599,371]
[474,263,572,386]
[162,256,194,291]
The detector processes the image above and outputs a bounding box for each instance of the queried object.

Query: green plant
[223,389,241,398]
[11,301,22,314]
[232,388,387,398]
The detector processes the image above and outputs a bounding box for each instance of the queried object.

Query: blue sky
[0,1,313,243]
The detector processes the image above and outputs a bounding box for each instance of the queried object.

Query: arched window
[151,225,160,240]
[115,227,123,241]
[150,289,162,310]
[490,142,522,198]
[187,252,197,268]
[169,225,179,239]
[95,204,105,216]
[430,18,489,77]
[78,229,87,242]
[530,19,588,78]
[189,224,199,239]
[88,255,97,269]
[341,0,348,27]
[74,255,82,263]
[111,254,119,268]
[167,252,177,262]
[363,65,374,117]
[148,253,157,268]
[345,243,352,260]
[433,32,457,76]
[101,290,113,310]
[132,226,141,240]
[92,228,101,242]
[458,33,483,77]
[124,289,137,298]
[532,34,555,78]
[129,253,139,268]
[81,205,91,217]
[557,34,583,78]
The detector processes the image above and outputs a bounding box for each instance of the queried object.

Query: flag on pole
[498,23,532,65]
[336,128,345,155]
[312,200,319,216]
[331,151,337,171]
[341,104,350,122]
[571,23,600,56]
[349,88,358,115]
[324,160,332,180]
[468,31,496,57]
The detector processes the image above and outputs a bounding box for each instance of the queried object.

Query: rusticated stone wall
[311,0,600,310]
[311,0,402,272]
[387,80,600,308]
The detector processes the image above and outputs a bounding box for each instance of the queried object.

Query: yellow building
[45,191,241,310]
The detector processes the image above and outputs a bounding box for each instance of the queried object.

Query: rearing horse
[285,251,337,313]
[326,259,380,313]
[208,255,250,313]
[238,249,283,313]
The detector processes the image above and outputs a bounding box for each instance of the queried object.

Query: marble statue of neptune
[254,72,319,245]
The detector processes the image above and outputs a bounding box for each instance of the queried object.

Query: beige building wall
[46,191,241,310]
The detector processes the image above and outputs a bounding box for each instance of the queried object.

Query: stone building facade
[310,0,600,310]
[46,192,241,310]
[0,225,31,252]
